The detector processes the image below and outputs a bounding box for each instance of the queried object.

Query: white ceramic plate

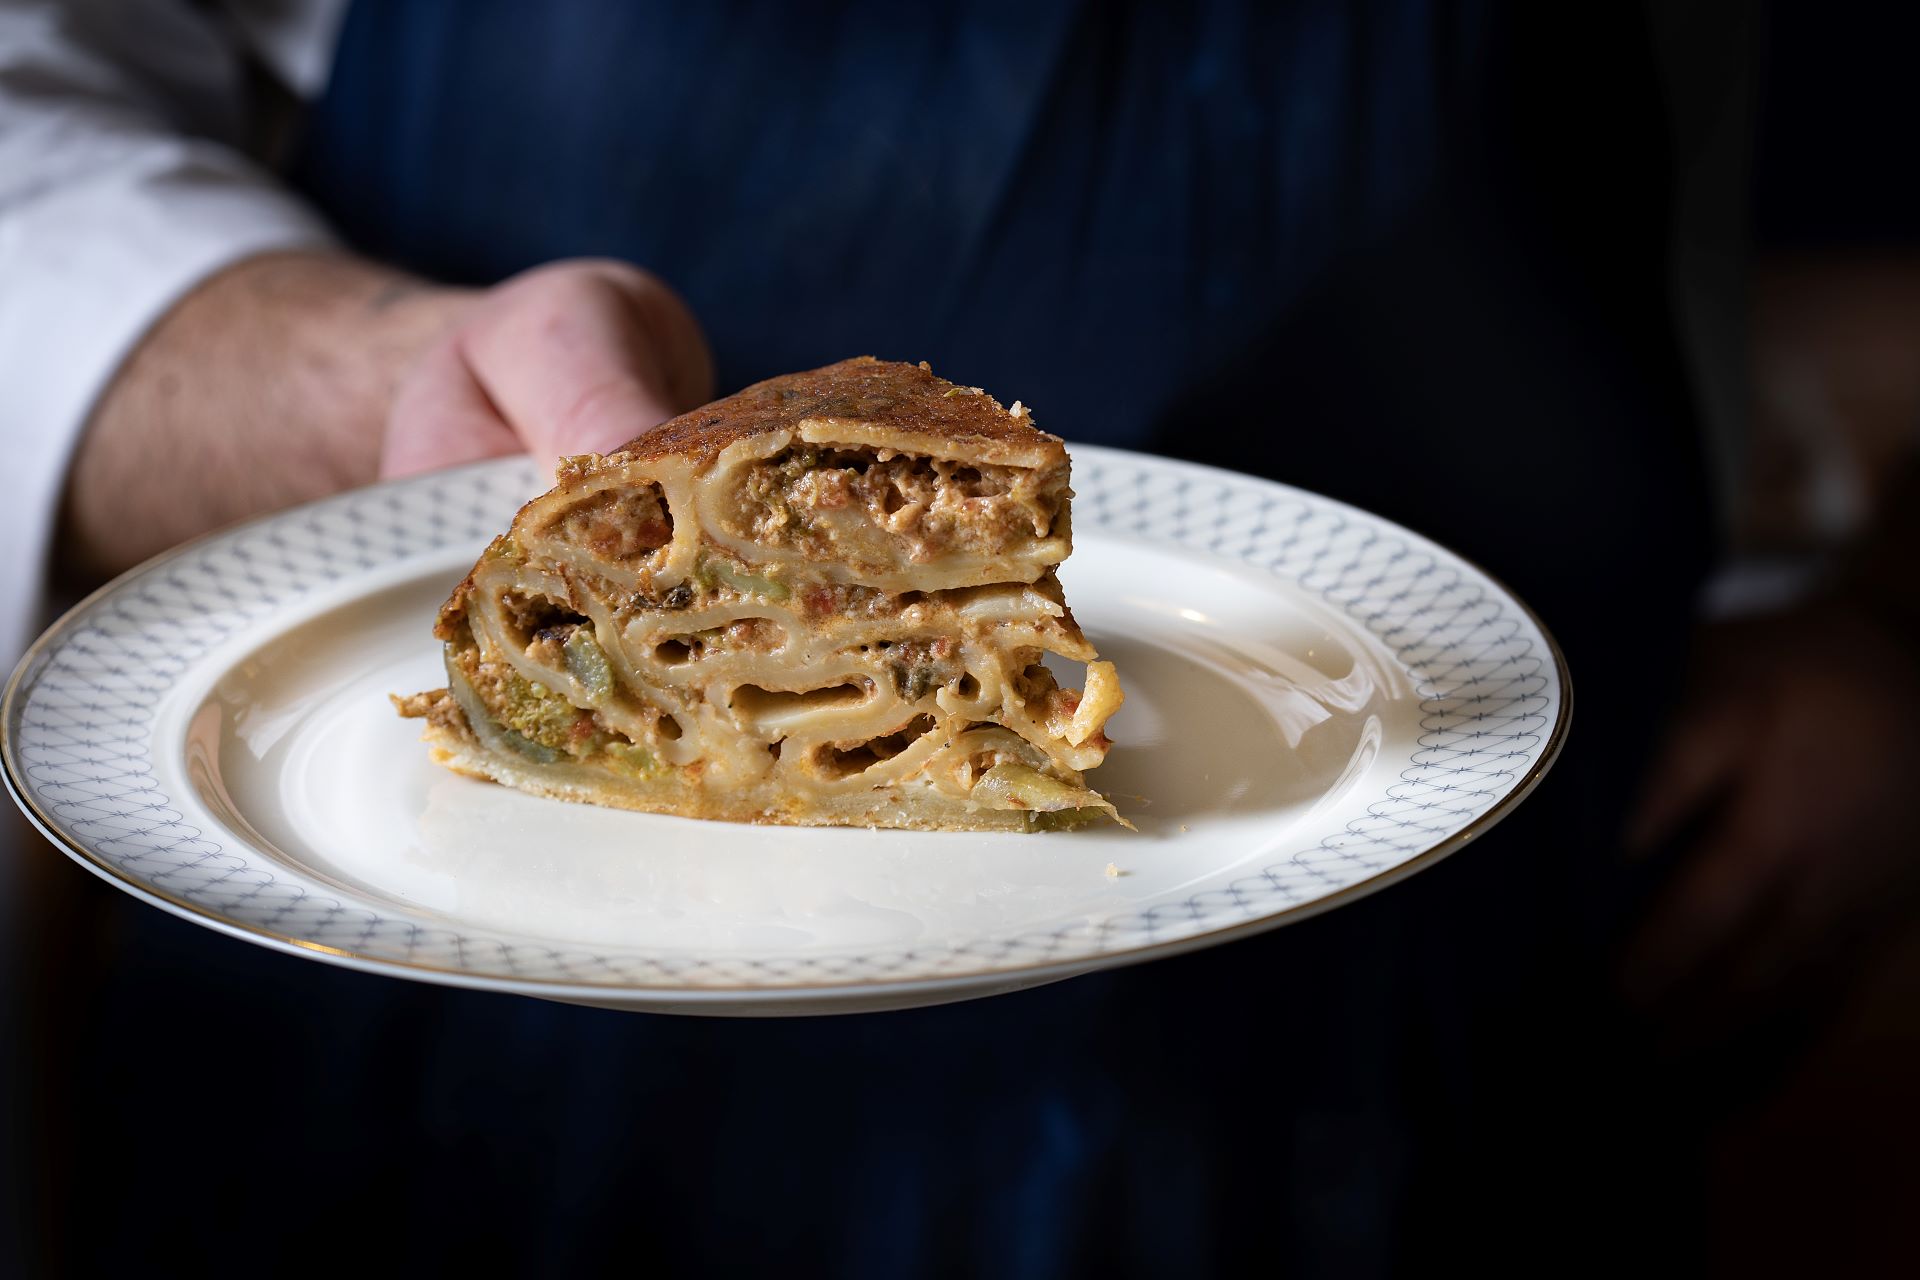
[3,447,1567,1015]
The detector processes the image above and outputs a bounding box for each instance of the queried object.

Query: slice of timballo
[395,356,1129,831]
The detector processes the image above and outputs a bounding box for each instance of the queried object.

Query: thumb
[458,265,712,468]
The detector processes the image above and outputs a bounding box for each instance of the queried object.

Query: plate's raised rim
[2,447,1571,1006]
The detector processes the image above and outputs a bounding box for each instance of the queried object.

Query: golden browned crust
[594,356,1066,471]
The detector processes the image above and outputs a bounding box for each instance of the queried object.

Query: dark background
[7,2,1920,1275]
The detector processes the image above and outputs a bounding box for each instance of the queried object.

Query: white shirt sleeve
[0,0,343,660]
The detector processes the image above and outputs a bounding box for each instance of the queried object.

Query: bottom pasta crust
[410,690,1072,833]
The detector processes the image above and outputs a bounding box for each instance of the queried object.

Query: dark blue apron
[293,0,1461,453]
[63,4,1716,1274]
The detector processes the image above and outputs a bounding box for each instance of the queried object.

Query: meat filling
[550,484,673,561]
[738,446,1062,562]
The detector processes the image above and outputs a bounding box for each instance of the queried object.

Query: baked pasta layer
[398,356,1127,831]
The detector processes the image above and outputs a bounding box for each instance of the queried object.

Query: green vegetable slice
[445,660,564,764]
[698,555,790,602]
[563,627,616,702]
[972,762,1130,829]
[603,741,660,777]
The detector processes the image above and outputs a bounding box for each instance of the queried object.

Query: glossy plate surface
[3,448,1567,1015]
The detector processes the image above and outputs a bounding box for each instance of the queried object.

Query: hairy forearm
[60,251,473,578]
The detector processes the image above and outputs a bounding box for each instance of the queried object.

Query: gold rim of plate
[1,451,1572,1001]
